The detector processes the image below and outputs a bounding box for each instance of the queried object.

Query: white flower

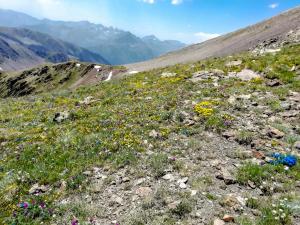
[281,213,286,218]
[272,210,277,215]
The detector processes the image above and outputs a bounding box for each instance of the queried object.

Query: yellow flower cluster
[194,101,215,117]
[251,77,263,84]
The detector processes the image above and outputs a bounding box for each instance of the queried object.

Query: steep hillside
[0,27,109,71]
[127,6,300,72]
[0,61,125,97]
[0,9,186,65]
[0,43,299,225]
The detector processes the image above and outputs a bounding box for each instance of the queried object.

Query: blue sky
[0,0,299,43]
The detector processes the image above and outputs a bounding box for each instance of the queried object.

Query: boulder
[53,111,70,123]
[236,69,261,81]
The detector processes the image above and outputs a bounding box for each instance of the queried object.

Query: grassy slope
[0,44,299,224]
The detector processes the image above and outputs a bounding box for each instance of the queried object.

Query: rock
[252,150,265,159]
[191,190,198,196]
[122,177,130,183]
[161,72,177,78]
[78,96,95,106]
[281,102,291,110]
[89,181,103,193]
[162,173,175,181]
[134,178,146,186]
[222,131,236,139]
[53,111,70,123]
[236,69,261,81]
[136,187,152,197]
[294,141,300,150]
[221,194,240,208]
[179,182,187,189]
[29,183,48,195]
[149,130,159,138]
[168,200,181,210]
[228,96,236,105]
[267,127,284,139]
[223,214,235,222]
[177,177,189,184]
[110,195,123,205]
[214,218,225,225]
[216,168,236,185]
[226,60,242,67]
[281,110,299,118]
[266,79,282,87]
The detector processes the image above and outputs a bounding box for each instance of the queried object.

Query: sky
[0,0,299,43]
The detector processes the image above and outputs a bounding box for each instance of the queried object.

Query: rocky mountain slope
[0,9,186,65]
[127,6,300,72]
[0,42,299,224]
[0,61,125,97]
[0,27,109,71]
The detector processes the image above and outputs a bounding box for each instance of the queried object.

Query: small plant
[246,198,259,209]
[235,130,254,145]
[258,199,292,225]
[236,163,267,185]
[149,153,169,178]
[170,199,193,218]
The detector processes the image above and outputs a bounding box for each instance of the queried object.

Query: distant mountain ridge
[0,9,186,65]
[0,27,109,71]
[127,6,300,72]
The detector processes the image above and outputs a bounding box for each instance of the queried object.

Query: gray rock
[213,218,225,225]
[53,111,70,123]
[294,141,300,150]
[226,60,242,67]
[267,127,284,138]
[216,168,237,185]
[236,69,261,81]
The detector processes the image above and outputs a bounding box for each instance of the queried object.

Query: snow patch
[129,71,139,75]
[105,71,113,81]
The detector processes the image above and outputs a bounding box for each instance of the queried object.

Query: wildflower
[281,213,286,218]
[19,202,29,209]
[275,217,279,220]
[272,210,277,215]
[40,202,46,209]
[71,218,79,225]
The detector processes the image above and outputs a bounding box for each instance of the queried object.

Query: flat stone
[223,214,235,222]
[162,173,175,181]
[226,60,242,67]
[266,79,282,87]
[267,127,284,139]
[236,69,261,81]
[136,187,152,197]
[214,218,225,225]
[216,168,237,185]
[294,141,300,150]
[149,130,159,138]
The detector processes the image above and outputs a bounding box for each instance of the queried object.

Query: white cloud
[194,32,220,43]
[171,0,183,5]
[269,3,279,9]
[142,0,184,5]
[143,0,155,4]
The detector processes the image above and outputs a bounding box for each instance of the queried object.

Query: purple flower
[40,202,46,209]
[19,202,29,209]
[71,218,79,225]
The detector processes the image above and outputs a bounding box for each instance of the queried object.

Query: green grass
[0,44,300,224]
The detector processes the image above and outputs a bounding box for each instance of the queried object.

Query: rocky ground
[0,44,299,225]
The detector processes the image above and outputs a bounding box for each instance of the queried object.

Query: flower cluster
[194,101,215,117]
